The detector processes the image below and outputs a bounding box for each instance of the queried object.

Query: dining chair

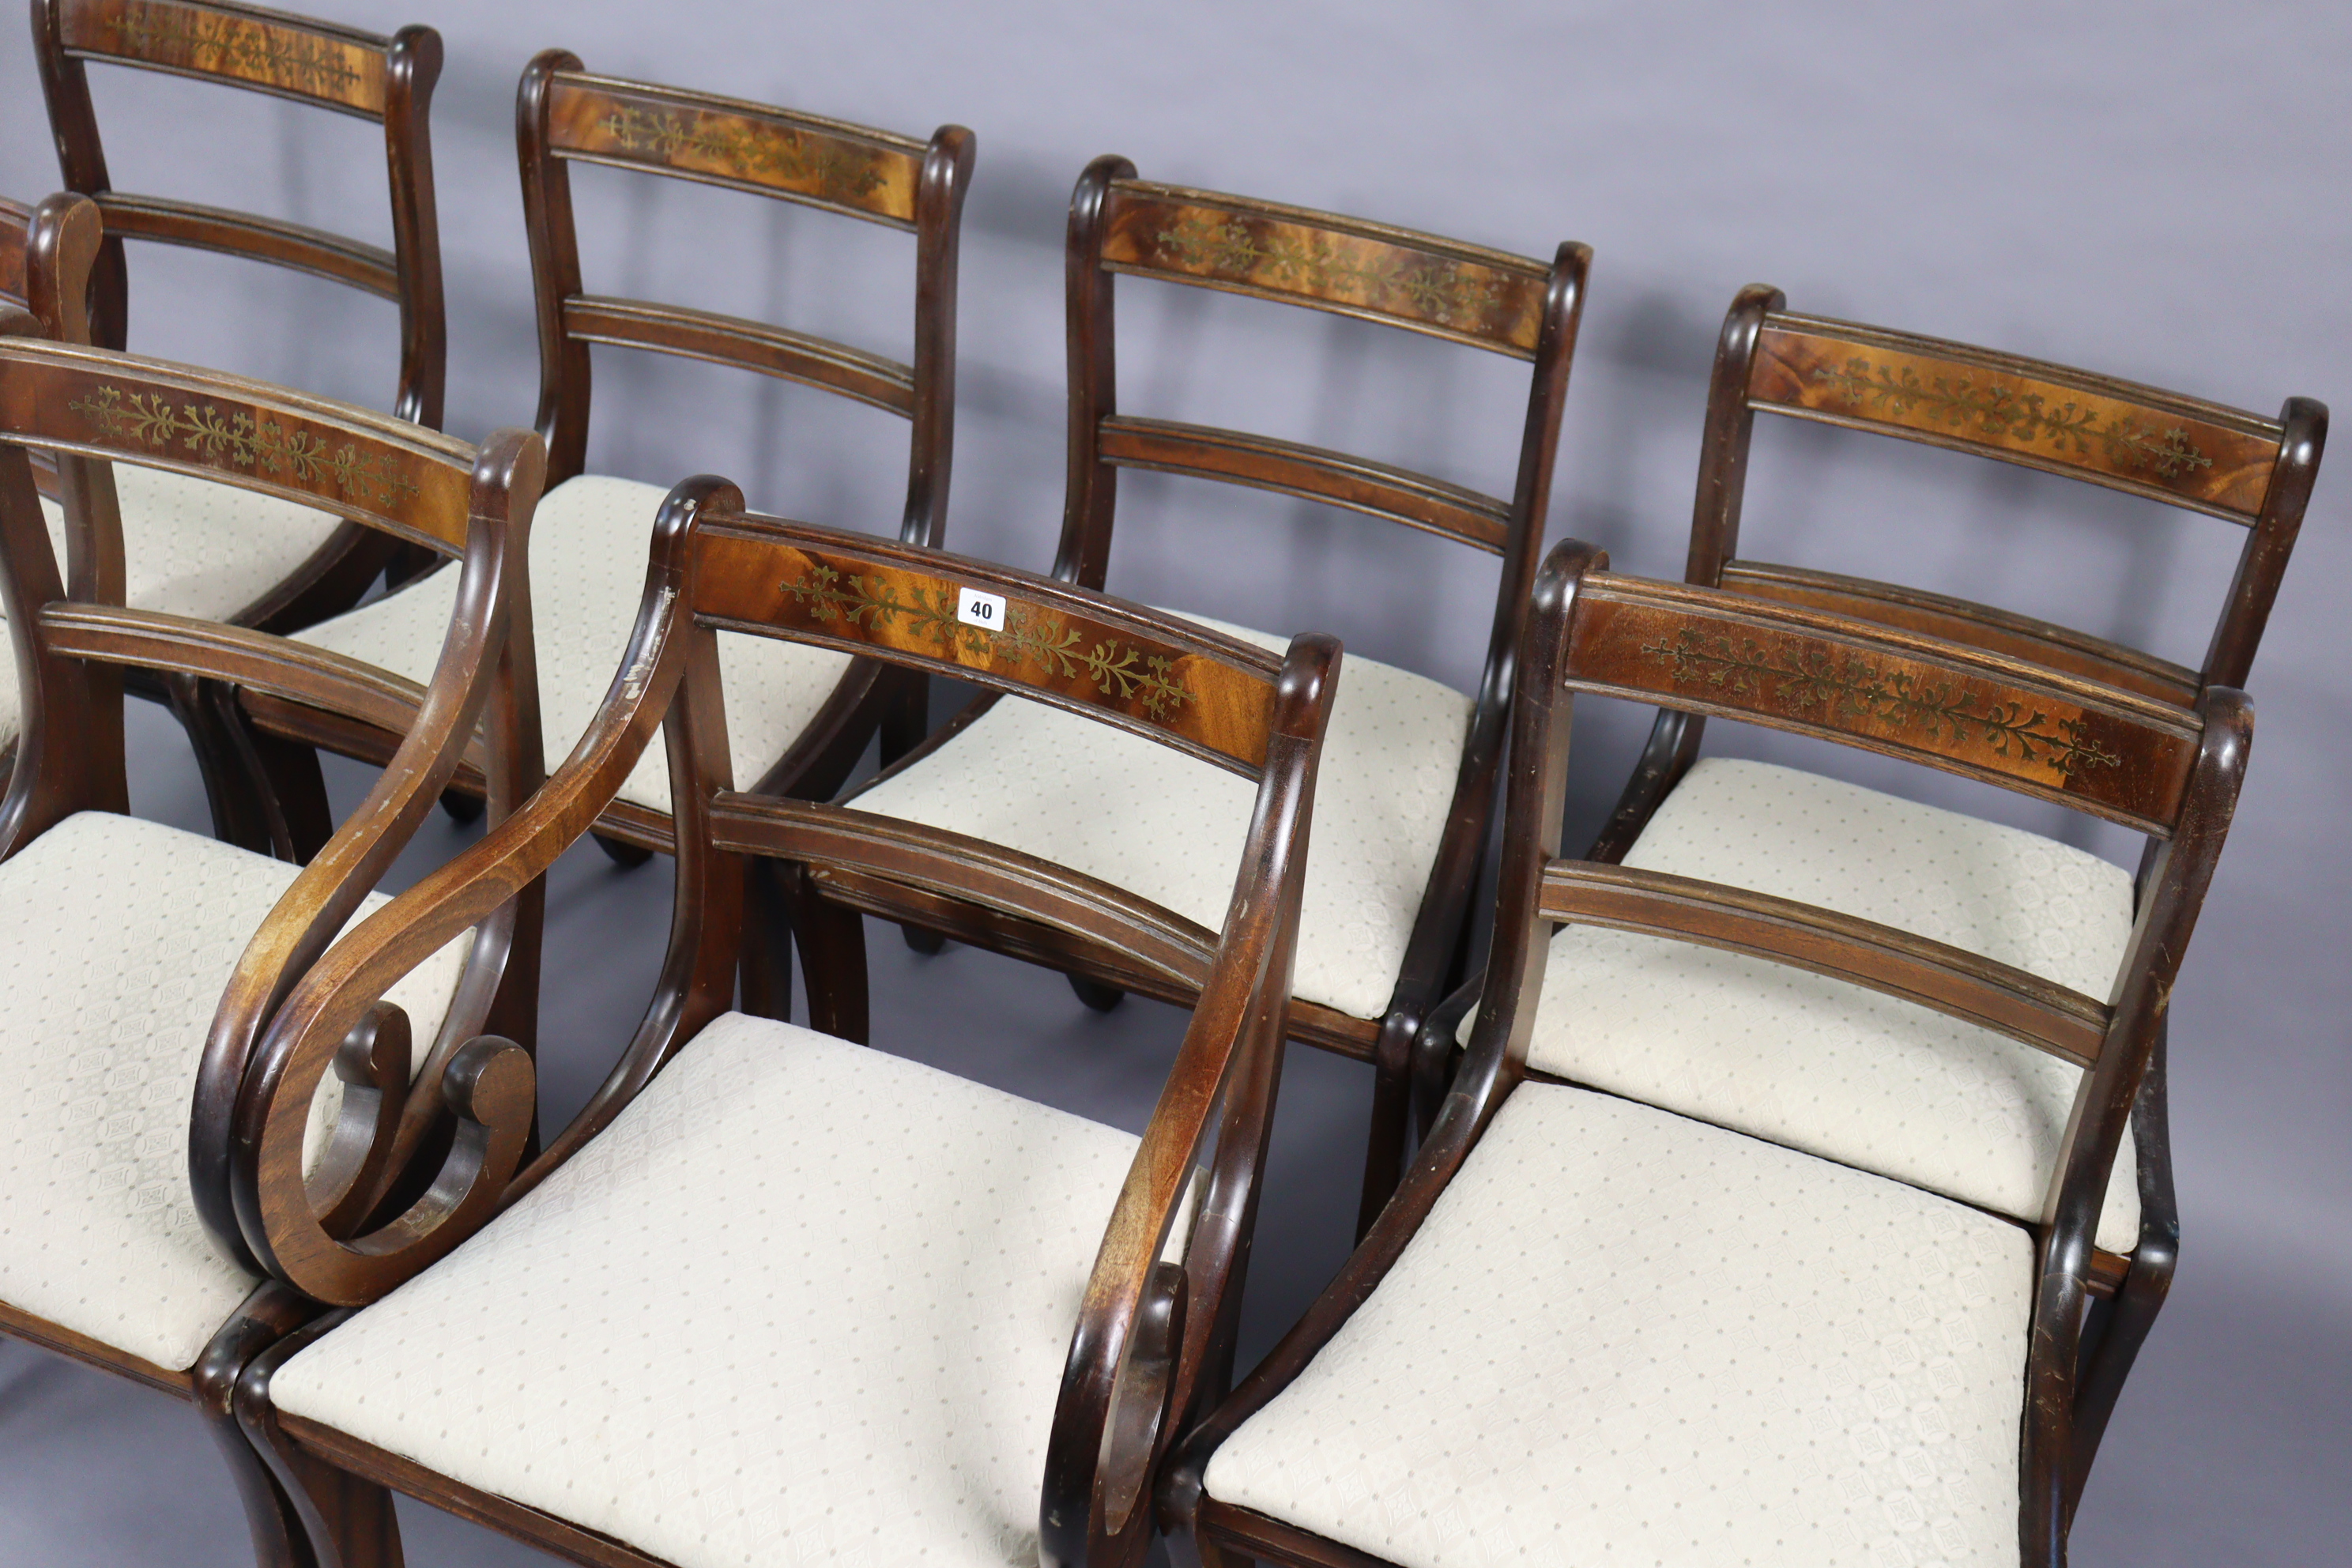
[1167,537,2254,1568]
[253,52,972,884]
[224,495,1337,1568]
[804,156,1588,1228]
[0,321,547,1561]
[1550,286,2324,1480]
[32,2,451,809]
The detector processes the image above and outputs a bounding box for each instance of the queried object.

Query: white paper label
[957,586,1006,629]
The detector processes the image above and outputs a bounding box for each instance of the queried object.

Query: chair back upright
[518,52,974,543]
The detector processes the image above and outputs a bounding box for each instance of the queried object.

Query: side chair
[805,156,1589,1227]
[1539,286,2325,1487]
[221,496,1339,1568]
[31,0,451,846]
[0,325,548,1561]
[1167,539,2255,1568]
[261,52,974,884]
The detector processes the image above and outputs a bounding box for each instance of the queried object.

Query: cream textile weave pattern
[852,610,1470,1021]
[272,1015,1150,1568]
[0,469,344,747]
[296,474,855,816]
[1528,757,2143,1253]
[1204,1084,2033,1568]
[0,813,469,1372]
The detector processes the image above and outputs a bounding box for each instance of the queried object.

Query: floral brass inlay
[1809,356,2212,480]
[68,386,420,509]
[1154,213,1502,325]
[600,107,886,201]
[119,5,366,98]
[1640,627,2122,777]
[783,564,1198,719]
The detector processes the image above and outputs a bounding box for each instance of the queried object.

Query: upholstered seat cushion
[0,468,345,748]
[271,1014,1148,1568]
[0,812,468,1372]
[850,612,1471,1021]
[1526,757,2143,1253]
[296,474,854,816]
[1204,1083,2033,1568]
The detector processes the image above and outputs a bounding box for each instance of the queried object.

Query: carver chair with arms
[263,51,973,885]
[224,496,1339,1568]
[1167,538,2254,1568]
[1544,286,2325,1490]
[31,0,451,847]
[808,156,1588,1228]
[0,322,548,1560]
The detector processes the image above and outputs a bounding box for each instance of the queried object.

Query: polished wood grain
[1566,575,2201,835]
[697,519,1281,772]
[0,339,474,549]
[57,0,390,115]
[546,71,925,227]
[1751,318,2281,518]
[93,191,398,299]
[1100,183,1548,356]
[560,295,917,413]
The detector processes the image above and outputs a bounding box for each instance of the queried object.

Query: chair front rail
[93,192,399,299]
[1540,861,2111,1067]
[1095,416,1512,553]
[562,295,916,414]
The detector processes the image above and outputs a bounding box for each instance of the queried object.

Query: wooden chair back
[1061,160,1586,612]
[222,496,1337,1568]
[1468,539,2250,1562]
[1692,286,2326,705]
[32,0,446,429]
[518,53,974,541]
[0,325,548,1297]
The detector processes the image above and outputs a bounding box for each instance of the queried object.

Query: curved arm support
[2019,688,2251,1566]
[1041,635,1337,1568]
[187,428,545,1276]
[218,473,733,1306]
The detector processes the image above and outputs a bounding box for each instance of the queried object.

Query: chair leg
[190,1283,328,1568]
[738,858,796,1023]
[1069,971,1126,1012]
[1354,1011,1417,1240]
[164,673,275,855]
[236,1315,407,1568]
[594,831,656,868]
[438,787,485,825]
[902,922,948,956]
[786,866,869,1044]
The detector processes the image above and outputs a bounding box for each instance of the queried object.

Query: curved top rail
[55,0,399,117]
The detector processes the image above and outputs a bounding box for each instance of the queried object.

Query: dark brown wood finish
[1586,282,2324,1485]
[242,54,974,889]
[224,496,1340,1568]
[807,155,1589,1234]
[0,326,545,1566]
[1163,541,2258,1568]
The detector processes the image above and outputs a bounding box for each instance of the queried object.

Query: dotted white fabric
[0,469,343,748]
[852,611,1471,1021]
[0,812,469,1371]
[1524,758,2142,1251]
[296,474,854,815]
[1205,1084,2033,1568]
[273,1014,1149,1568]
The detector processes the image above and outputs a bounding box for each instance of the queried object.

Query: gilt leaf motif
[600,107,886,201]
[1810,356,2212,480]
[1154,213,1502,326]
[67,386,420,510]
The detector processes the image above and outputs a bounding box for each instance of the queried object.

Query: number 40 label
[956,586,1006,629]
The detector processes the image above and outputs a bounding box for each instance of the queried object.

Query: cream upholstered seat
[1523,756,2143,1253]
[271,1014,1154,1568]
[852,611,1470,1022]
[296,475,856,815]
[1203,1083,2034,1568]
[0,467,344,748]
[0,812,467,1373]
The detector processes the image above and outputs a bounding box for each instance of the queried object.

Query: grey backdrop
[0,2,2344,1563]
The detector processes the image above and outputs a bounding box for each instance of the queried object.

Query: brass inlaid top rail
[545,71,924,227]
[1100,179,1547,356]
[60,0,393,116]
[1540,860,2112,1067]
[1751,314,2282,518]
